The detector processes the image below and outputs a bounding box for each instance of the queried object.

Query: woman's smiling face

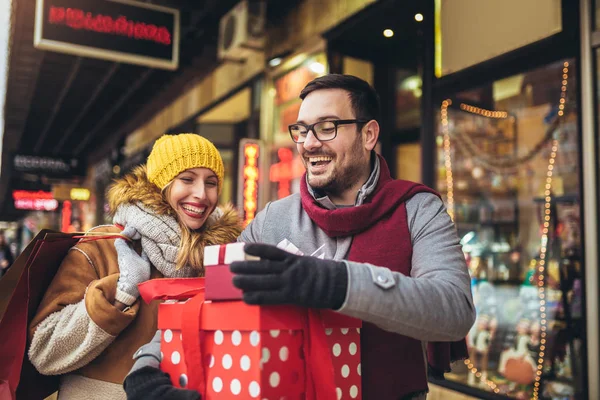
[167,167,219,230]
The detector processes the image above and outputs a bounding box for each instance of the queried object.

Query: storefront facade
[427,1,598,399]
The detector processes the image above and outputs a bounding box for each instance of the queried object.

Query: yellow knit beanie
[147,133,224,193]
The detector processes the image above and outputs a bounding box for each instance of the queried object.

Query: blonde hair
[163,183,212,275]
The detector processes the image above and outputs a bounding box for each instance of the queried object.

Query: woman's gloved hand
[124,331,201,400]
[115,226,151,306]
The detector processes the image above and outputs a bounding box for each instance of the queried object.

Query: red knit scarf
[300,155,468,398]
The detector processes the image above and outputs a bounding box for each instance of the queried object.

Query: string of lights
[460,103,509,119]
[441,61,570,397]
[440,99,454,221]
[448,109,558,173]
[532,60,569,400]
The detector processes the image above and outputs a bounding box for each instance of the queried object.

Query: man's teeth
[182,205,206,214]
[309,156,333,163]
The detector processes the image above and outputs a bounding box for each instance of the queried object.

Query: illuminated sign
[62,200,72,232]
[274,65,318,106]
[269,147,304,199]
[238,139,260,227]
[34,0,180,70]
[70,188,91,201]
[12,190,59,211]
[14,154,85,178]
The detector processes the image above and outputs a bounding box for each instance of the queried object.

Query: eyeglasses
[288,119,368,144]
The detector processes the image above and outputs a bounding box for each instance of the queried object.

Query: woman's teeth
[182,205,205,215]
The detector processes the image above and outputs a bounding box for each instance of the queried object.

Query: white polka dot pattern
[230,378,241,394]
[222,354,233,369]
[240,355,251,371]
[232,330,242,346]
[249,381,260,397]
[269,372,280,387]
[326,327,362,399]
[203,328,305,398]
[212,377,223,392]
[279,346,289,361]
[171,351,181,365]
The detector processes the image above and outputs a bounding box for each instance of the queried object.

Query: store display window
[436,59,583,399]
[269,53,327,201]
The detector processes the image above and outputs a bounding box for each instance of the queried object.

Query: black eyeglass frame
[288,119,369,143]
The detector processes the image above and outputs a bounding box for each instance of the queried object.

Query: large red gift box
[139,278,362,400]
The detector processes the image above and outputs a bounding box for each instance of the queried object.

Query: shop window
[436,59,583,399]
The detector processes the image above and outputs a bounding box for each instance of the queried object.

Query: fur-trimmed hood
[107,165,243,257]
[108,165,174,218]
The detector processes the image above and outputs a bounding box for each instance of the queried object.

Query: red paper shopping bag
[0,229,128,400]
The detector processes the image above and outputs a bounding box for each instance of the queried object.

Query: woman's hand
[114,227,152,307]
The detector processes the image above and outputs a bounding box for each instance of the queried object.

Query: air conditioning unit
[218,0,266,61]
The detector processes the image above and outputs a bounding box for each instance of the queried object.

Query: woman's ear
[363,120,380,151]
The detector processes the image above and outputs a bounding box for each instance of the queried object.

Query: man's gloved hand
[115,226,151,306]
[230,243,348,309]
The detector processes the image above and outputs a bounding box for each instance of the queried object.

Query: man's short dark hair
[299,74,381,122]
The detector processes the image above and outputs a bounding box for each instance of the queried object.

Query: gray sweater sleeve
[337,192,476,342]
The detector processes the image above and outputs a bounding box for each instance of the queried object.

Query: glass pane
[395,69,422,130]
[436,59,584,399]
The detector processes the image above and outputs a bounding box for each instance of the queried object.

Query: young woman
[28,134,242,399]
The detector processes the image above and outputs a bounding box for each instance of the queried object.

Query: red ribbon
[138,278,205,304]
[303,309,338,399]
[182,293,207,397]
[218,244,226,264]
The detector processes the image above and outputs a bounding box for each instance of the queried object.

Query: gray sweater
[239,156,476,342]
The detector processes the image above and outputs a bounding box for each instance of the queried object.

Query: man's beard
[306,138,365,197]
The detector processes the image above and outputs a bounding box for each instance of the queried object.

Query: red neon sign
[62,200,72,232]
[242,143,260,226]
[269,148,304,199]
[12,190,58,211]
[48,6,172,45]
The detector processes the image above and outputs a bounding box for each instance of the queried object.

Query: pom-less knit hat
[146,133,224,193]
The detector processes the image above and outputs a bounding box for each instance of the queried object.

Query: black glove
[124,367,200,400]
[230,243,348,309]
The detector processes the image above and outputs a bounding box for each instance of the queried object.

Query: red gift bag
[0,230,126,400]
[140,279,362,400]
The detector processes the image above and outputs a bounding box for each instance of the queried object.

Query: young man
[124,75,475,400]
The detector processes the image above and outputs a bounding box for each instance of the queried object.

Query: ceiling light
[415,13,424,22]
[268,57,282,67]
[383,29,394,38]
[309,62,325,74]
